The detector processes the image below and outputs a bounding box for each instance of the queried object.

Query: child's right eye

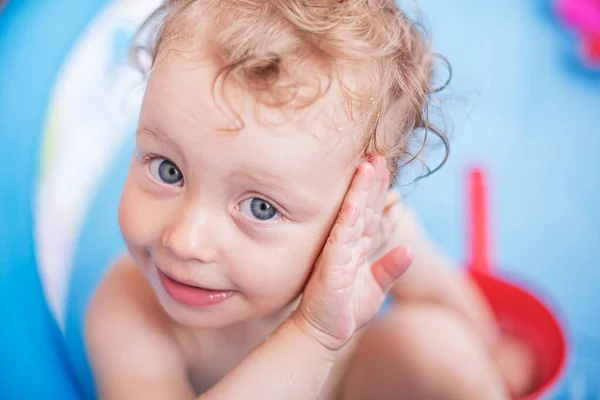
[148,157,184,186]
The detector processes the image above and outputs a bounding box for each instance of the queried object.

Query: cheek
[118,174,166,252]
[233,224,331,306]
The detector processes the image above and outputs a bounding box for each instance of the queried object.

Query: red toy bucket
[466,168,568,399]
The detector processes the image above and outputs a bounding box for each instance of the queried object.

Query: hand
[293,155,413,351]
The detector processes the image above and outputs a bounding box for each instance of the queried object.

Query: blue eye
[149,157,183,185]
[240,198,280,221]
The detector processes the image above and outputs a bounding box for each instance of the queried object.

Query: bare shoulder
[85,253,195,399]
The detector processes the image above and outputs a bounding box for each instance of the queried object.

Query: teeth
[209,291,233,300]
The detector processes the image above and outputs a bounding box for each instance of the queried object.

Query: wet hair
[131,0,451,184]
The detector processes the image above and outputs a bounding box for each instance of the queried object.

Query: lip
[157,268,234,308]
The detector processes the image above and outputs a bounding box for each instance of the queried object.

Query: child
[86,1,537,398]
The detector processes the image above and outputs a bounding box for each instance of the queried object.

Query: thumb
[371,246,413,292]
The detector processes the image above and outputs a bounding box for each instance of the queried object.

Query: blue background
[0,0,598,398]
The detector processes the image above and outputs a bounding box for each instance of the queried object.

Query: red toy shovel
[466,168,568,399]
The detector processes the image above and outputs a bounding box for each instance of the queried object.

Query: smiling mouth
[157,269,234,308]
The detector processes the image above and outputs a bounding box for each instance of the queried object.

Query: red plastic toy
[466,168,568,399]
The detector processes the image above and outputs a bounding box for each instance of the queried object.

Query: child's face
[119,52,365,327]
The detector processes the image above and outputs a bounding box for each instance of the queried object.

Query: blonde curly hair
[131,0,450,185]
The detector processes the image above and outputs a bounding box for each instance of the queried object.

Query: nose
[161,200,219,263]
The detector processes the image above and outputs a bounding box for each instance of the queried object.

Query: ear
[384,190,400,214]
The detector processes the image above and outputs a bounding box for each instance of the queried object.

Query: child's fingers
[324,202,358,266]
[383,188,399,214]
[321,163,373,272]
[364,157,383,224]
[370,246,413,292]
[356,236,373,265]
[374,159,391,216]
[364,159,390,240]
[364,156,388,237]
[334,162,372,241]
[362,156,382,235]
[347,163,375,243]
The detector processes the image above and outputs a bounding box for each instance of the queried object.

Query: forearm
[200,318,336,400]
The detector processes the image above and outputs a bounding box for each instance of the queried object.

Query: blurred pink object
[555,0,600,65]
[556,0,600,35]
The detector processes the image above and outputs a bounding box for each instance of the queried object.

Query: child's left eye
[239,198,281,221]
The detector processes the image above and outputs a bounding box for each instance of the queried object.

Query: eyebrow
[137,127,178,145]
[229,168,314,208]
